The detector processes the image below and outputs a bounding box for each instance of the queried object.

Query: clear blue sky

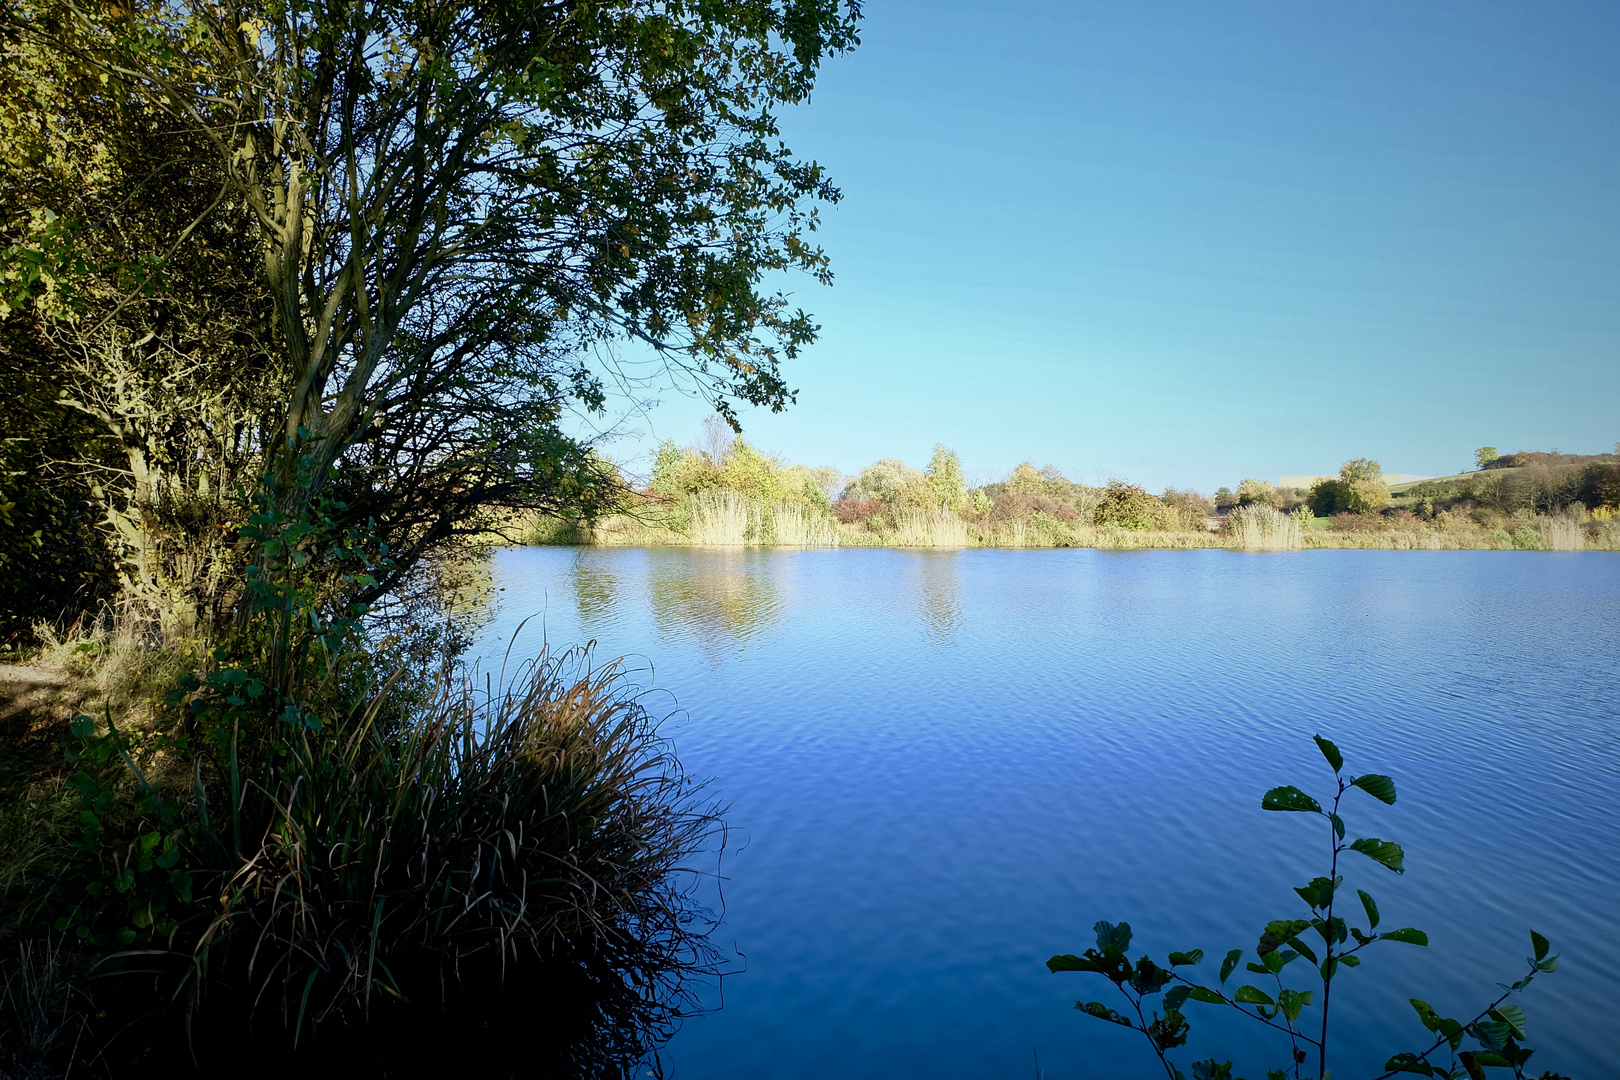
[605,0,1620,493]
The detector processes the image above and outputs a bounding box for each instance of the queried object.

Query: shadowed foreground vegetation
[512,427,1620,553]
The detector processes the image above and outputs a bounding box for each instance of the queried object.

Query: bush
[49,452,717,1065]
[1096,481,1162,531]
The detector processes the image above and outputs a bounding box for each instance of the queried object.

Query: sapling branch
[1050,737,1562,1080]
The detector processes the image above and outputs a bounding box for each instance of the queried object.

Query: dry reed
[769,502,840,547]
[893,511,968,548]
[686,489,757,546]
[1225,506,1304,551]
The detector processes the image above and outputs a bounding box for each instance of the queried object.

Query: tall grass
[769,501,840,547]
[1545,514,1585,551]
[1225,505,1304,550]
[893,511,968,548]
[686,489,756,546]
[192,647,718,1039]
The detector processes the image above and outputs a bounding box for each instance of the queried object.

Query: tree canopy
[3,0,862,635]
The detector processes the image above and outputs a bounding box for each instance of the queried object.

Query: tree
[10,0,862,625]
[1236,478,1276,508]
[924,444,966,513]
[1475,447,1499,469]
[1339,458,1389,514]
[2,0,286,639]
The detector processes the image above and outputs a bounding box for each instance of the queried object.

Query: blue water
[469,547,1619,1079]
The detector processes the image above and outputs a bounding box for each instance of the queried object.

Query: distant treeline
[515,429,1620,551]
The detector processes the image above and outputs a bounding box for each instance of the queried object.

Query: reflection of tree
[647,550,782,662]
[913,552,963,647]
[571,554,624,629]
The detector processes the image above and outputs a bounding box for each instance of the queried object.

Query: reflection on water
[911,552,963,647]
[645,550,783,663]
[470,547,1620,1079]
[571,555,623,629]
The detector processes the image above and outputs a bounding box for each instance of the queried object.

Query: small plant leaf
[1188,985,1227,1004]
[1168,949,1204,966]
[1093,920,1133,954]
[1358,889,1381,929]
[1351,773,1398,804]
[1490,1003,1527,1038]
[1258,919,1311,956]
[1164,985,1192,1010]
[1261,786,1322,813]
[1313,735,1343,772]
[70,715,95,738]
[1233,985,1274,1006]
[1349,836,1406,874]
[1219,949,1242,984]
[1379,927,1429,946]
[1077,1000,1134,1026]
[1530,930,1549,961]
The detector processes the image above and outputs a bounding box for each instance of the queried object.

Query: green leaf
[1349,836,1407,874]
[1077,1000,1133,1026]
[1168,949,1204,966]
[1351,773,1398,804]
[1233,985,1274,1006]
[1328,812,1345,840]
[1277,987,1313,1023]
[1258,919,1311,955]
[1530,930,1549,961]
[1379,927,1429,946]
[1093,920,1133,954]
[1489,1003,1527,1039]
[1261,785,1322,813]
[1219,949,1242,984]
[1313,735,1343,772]
[1358,889,1381,929]
[69,715,95,738]
[1188,986,1226,1004]
[1383,1052,1439,1076]
[1164,985,1192,1010]
[1534,954,1559,972]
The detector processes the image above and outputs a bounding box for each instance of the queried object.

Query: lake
[469,546,1619,1078]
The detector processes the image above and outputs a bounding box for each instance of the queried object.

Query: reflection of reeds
[893,511,968,548]
[686,489,756,546]
[769,501,840,547]
[1225,505,1304,550]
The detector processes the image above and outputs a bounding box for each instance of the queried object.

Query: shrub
[53,453,717,1062]
[1096,481,1163,531]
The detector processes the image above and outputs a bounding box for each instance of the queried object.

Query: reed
[192,646,718,1039]
[1545,514,1585,551]
[1224,505,1304,550]
[893,511,968,548]
[686,489,757,546]
[769,501,840,547]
